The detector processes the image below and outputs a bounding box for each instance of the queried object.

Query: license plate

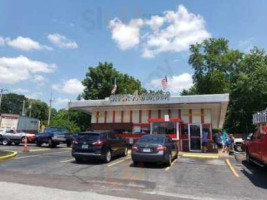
[82,145,88,149]
[143,148,151,152]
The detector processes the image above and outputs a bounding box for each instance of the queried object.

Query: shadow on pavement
[241,161,267,189]
[129,162,167,169]
[72,154,128,165]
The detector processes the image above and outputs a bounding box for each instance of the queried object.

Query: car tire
[48,138,54,148]
[66,141,72,148]
[133,161,138,166]
[166,152,172,167]
[2,139,10,146]
[75,157,83,163]
[246,151,252,165]
[122,147,128,157]
[36,140,42,147]
[104,149,112,163]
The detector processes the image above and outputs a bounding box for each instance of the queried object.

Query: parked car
[246,125,267,168]
[35,127,72,148]
[72,131,128,163]
[233,138,245,152]
[131,134,178,166]
[0,129,30,145]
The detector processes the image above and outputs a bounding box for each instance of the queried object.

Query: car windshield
[44,128,67,133]
[137,136,165,144]
[77,133,100,141]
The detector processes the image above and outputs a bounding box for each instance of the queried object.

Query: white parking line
[14,155,40,160]
[60,158,75,163]
[107,156,131,167]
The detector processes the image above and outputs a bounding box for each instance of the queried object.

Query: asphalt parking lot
[0,144,266,200]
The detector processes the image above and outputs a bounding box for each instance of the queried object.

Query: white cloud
[55,98,70,107]
[109,5,211,58]
[48,33,78,49]
[238,38,254,52]
[0,55,56,84]
[53,78,85,95]
[6,36,52,51]
[108,18,143,50]
[25,92,43,99]
[11,88,29,93]
[0,36,5,46]
[149,73,193,94]
[32,74,47,86]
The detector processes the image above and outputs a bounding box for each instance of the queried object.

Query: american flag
[111,78,117,94]
[161,76,168,90]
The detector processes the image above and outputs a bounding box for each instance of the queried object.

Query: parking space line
[29,149,51,152]
[107,156,131,167]
[14,155,40,160]
[165,158,177,171]
[60,158,75,163]
[225,159,240,178]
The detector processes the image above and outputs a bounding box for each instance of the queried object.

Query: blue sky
[0,0,266,109]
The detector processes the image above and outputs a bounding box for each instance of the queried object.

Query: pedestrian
[202,128,209,153]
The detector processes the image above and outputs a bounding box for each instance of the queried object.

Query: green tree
[183,38,243,95]
[0,93,27,115]
[53,109,89,131]
[49,119,80,133]
[225,48,267,133]
[82,62,146,100]
[26,100,49,121]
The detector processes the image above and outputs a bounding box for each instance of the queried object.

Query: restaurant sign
[253,109,267,124]
[109,90,170,103]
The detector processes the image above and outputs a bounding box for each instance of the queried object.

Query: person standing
[202,128,209,153]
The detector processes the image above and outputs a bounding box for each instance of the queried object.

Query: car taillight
[73,141,78,145]
[156,146,167,152]
[132,146,139,152]
[93,140,104,146]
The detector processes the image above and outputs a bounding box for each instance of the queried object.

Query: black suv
[72,131,128,163]
[35,127,72,148]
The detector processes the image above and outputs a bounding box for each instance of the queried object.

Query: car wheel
[133,161,138,166]
[14,142,20,146]
[75,157,83,163]
[48,138,54,148]
[246,151,251,165]
[66,141,72,148]
[2,139,10,146]
[166,153,172,167]
[104,149,112,163]
[36,140,42,147]
[122,147,128,156]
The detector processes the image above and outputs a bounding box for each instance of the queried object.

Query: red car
[246,124,267,168]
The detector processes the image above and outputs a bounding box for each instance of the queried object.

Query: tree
[82,62,146,100]
[225,48,267,133]
[0,93,28,115]
[53,109,89,131]
[49,119,80,133]
[183,38,243,95]
[26,100,49,122]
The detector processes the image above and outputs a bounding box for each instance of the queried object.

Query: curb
[180,153,219,159]
[0,151,18,162]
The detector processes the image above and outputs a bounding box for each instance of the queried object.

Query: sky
[0,0,267,109]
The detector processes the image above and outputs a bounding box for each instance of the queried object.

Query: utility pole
[22,100,26,116]
[0,88,8,113]
[47,90,54,126]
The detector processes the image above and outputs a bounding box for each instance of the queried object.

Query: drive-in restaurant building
[69,92,229,152]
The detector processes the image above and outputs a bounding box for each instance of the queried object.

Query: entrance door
[189,124,202,151]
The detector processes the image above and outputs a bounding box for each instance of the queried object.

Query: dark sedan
[72,131,128,163]
[131,135,178,166]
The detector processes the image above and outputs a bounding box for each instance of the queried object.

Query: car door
[258,124,267,164]
[250,128,260,159]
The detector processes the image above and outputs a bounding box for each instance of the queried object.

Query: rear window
[137,136,165,144]
[77,134,100,141]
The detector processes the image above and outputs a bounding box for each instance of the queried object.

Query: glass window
[152,122,176,135]
[137,136,165,144]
